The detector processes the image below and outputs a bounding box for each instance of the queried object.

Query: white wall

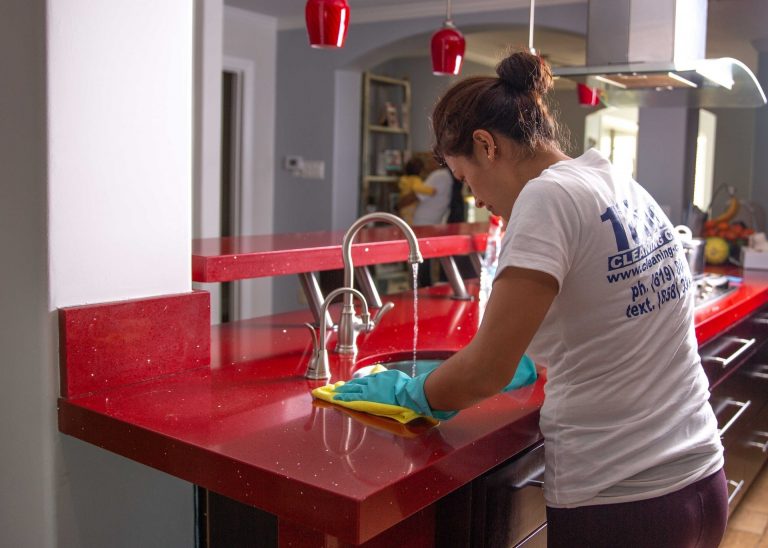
[1,1,196,545]
[48,0,193,307]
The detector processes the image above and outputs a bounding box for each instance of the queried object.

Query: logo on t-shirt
[601,199,692,318]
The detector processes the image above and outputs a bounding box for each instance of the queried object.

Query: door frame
[222,55,256,321]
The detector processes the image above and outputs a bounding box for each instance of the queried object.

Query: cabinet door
[711,334,768,512]
[517,523,548,548]
[471,442,547,547]
[722,404,768,511]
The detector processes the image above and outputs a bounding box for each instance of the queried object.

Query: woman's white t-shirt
[496,149,723,508]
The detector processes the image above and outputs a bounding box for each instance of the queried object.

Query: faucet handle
[304,321,333,350]
[365,301,395,332]
[304,322,331,380]
[304,322,319,349]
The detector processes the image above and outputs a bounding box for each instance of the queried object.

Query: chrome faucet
[337,212,423,355]
[304,287,370,380]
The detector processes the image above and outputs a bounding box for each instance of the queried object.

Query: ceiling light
[431,0,465,76]
[577,83,601,107]
[305,0,350,49]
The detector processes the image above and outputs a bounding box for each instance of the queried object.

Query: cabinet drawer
[711,372,763,448]
[723,455,747,513]
[700,304,768,388]
[722,397,768,512]
[517,522,547,547]
[471,442,546,548]
[713,338,768,513]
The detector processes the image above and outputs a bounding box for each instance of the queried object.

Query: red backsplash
[59,291,210,397]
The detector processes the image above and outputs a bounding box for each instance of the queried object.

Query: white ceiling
[225,0,551,20]
[224,0,768,71]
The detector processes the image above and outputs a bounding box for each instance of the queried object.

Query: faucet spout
[342,212,423,289]
[337,212,423,355]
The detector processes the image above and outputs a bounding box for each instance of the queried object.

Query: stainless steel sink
[353,351,451,379]
[353,359,443,379]
[694,274,739,310]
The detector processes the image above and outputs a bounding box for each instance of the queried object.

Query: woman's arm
[423,265,558,411]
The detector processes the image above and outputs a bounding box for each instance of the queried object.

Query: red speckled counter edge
[192,222,488,282]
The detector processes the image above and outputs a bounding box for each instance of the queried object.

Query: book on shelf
[376,149,403,176]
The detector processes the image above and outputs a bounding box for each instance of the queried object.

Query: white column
[1,1,196,545]
[0,1,55,545]
[636,108,699,224]
[751,38,768,224]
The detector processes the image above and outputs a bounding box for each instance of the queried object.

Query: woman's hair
[432,50,565,161]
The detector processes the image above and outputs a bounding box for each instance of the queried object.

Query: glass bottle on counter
[479,215,503,320]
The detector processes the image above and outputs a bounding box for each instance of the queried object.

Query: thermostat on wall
[284,155,304,172]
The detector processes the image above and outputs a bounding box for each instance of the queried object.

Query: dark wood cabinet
[467,442,547,547]
[701,304,768,512]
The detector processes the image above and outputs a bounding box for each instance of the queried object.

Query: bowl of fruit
[701,197,755,265]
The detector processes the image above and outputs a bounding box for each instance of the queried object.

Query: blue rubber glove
[333,355,537,420]
[502,354,537,392]
[333,369,458,421]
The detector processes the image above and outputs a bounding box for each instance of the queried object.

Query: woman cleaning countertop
[333,50,729,547]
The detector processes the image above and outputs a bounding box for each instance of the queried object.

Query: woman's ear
[472,129,497,161]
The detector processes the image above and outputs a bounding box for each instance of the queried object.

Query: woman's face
[443,131,536,221]
[443,132,567,222]
[444,150,514,218]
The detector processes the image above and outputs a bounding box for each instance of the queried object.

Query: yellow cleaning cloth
[311,365,439,426]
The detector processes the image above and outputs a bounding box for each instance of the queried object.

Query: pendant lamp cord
[528,0,536,54]
[445,0,453,24]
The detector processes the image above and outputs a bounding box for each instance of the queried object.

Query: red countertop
[192,222,489,282]
[58,268,768,545]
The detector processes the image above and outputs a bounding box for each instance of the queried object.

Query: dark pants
[547,468,728,548]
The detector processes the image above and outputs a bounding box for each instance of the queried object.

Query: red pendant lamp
[305,0,350,49]
[577,83,602,107]
[431,0,465,75]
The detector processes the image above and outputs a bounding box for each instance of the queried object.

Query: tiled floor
[721,465,768,547]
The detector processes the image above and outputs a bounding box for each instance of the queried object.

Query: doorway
[585,106,639,179]
[220,69,240,323]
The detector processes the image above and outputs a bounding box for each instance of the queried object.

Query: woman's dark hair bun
[496,51,554,96]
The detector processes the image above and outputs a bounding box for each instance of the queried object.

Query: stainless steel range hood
[553,0,766,108]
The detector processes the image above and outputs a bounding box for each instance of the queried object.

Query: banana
[712,197,740,223]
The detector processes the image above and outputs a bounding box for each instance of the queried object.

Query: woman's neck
[515,147,571,185]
